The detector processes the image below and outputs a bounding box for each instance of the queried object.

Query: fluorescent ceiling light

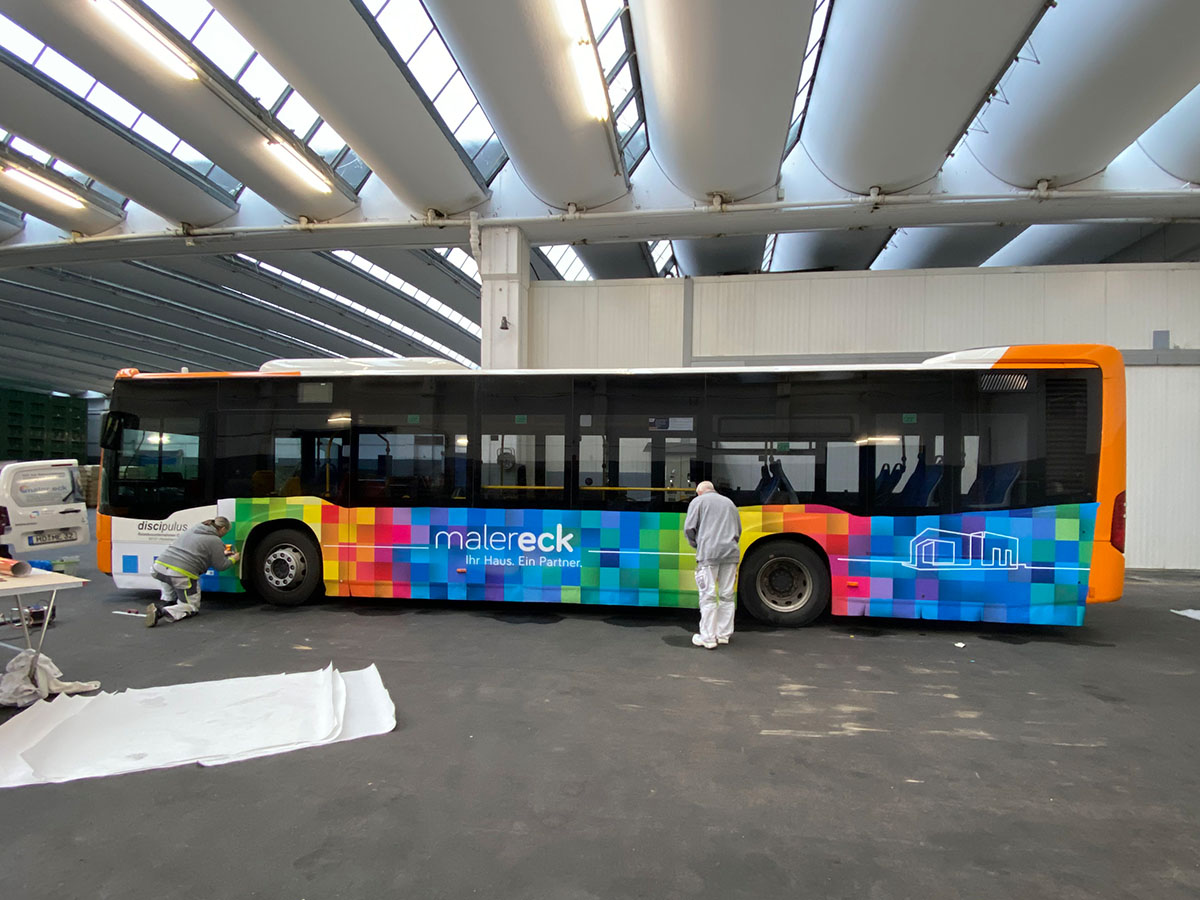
[855,435,903,445]
[327,414,352,425]
[266,140,333,194]
[573,39,609,122]
[2,166,86,210]
[92,0,198,81]
[556,1,609,121]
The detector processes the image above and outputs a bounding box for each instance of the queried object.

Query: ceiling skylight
[0,11,242,196]
[365,0,507,183]
[3,134,129,208]
[142,0,372,192]
[331,249,482,339]
[434,246,481,284]
[542,245,593,281]
[586,0,648,173]
[783,0,834,159]
[236,253,478,368]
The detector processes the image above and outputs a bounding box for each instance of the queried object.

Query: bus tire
[739,540,830,627]
[250,528,323,607]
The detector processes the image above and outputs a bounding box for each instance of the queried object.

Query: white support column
[478,225,531,369]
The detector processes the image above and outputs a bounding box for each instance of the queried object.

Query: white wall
[1126,367,1200,568]
[691,264,1200,357]
[527,263,1200,569]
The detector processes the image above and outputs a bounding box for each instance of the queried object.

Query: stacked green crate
[0,389,88,462]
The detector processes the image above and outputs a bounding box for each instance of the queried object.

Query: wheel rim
[263,543,307,590]
[756,556,813,613]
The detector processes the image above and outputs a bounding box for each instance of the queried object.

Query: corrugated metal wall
[528,263,1200,569]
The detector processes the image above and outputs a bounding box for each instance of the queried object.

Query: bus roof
[113,344,1121,381]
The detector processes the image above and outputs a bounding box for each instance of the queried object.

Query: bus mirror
[100,411,137,450]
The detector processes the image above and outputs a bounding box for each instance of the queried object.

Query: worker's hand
[228,550,241,564]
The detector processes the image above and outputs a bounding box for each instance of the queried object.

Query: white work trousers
[152,561,202,621]
[695,561,738,643]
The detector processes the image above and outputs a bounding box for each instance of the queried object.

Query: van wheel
[739,541,830,626]
[250,528,323,607]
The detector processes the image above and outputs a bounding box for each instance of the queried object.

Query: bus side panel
[228,497,702,608]
[743,503,1100,626]
[107,504,231,591]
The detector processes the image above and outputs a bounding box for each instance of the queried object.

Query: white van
[0,459,90,555]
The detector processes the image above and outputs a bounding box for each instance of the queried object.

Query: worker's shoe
[691,634,717,650]
[145,603,162,628]
[717,636,731,645]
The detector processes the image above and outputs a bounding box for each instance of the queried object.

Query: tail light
[1110,491,1126,553]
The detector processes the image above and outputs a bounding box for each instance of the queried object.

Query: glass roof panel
[782,0,833,159]
[3,131,130,207]
[275,90,321,138]
[585,2,648,176]
[407,33,457,97]
[9,136,51,163]
[0,12,239,197]
[376,0,431,60]
[331,249,482,343]
[0,15,42,62]
[86,82,140,127]
[309,121,348,163]
[371,0,508,183]
[434,72,477,133]
[132,115,181,152]
[436,247,480,283]
[237,54,288,108]
[144,0,371,194]
[189,11,254,78]
[542,245,593,281]
[596,22,626,76]
[145,0,212,40]
[34,47,94,96]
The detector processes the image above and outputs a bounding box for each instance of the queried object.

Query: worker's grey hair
[695,481,715,495]
[206,516,232,533]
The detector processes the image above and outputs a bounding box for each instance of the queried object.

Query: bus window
[112,416,204,514]
[478,375,569,507]
[575,373,702,511]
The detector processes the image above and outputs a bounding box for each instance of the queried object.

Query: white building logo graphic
[905,528,1019,570]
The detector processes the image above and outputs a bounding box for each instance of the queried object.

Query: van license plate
[28,529,76,546]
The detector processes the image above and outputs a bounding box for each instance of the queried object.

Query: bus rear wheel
[739,541,830,627]
[250,528,323,607]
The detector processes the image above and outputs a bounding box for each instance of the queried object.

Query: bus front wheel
[250,528,323,607]
[739,541,830,627]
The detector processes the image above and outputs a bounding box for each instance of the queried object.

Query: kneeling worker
[147,516,240,627]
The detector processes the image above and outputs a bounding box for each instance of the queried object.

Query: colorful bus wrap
[98,344,1125,627]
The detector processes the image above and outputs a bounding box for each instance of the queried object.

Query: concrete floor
[2,528,1199,900]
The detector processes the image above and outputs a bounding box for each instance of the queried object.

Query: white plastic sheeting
[0,664,394,789]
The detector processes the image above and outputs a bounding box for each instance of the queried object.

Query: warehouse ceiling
[2,0,1200,393]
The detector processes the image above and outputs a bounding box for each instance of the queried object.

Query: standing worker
[146,516,240,627]
[684,481,742,649]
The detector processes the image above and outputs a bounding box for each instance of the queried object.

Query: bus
[97,344,1125,627]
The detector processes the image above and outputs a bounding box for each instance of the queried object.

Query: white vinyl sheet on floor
[0,664,395,789]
